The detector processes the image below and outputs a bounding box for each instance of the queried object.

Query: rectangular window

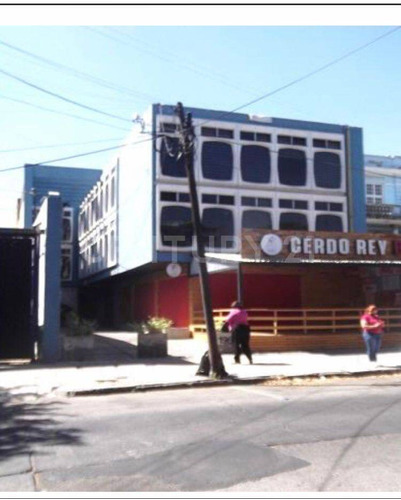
[160,191,177,202]
[201,127,217,137]
[313,139,326,148]
[278,135,292,144]
[279,199,293,209]
[293,137,307,146]
[329,203,343,212]
[315,201,329,211]
[241,197,256,207]
[178,193,190,203]
[202,194,218,204]
[218,129,234,139]
[256,133,271,143]
[161,123,177,133]
[258,198,272,207]
[240,131,254,141]
[313,138,342,150]
[219,195,235,206]
[294,200,308,210]
[328,140,341,150]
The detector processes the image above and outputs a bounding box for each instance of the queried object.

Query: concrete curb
[62,367,401,397]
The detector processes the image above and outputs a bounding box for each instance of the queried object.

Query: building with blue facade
[18,164,102,313]
[76,104,368,333]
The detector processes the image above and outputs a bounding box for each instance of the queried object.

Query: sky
[1,6,401,227]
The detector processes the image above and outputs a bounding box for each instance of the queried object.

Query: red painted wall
[133,282,155,321]
[158,276,189,327]
[209,272,301,309]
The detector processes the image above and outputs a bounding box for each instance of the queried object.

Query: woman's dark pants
[362,331,382,362]
[232,324,252,363]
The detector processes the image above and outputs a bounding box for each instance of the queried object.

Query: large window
[160,137,186,178]
[161,206,193,247]
[315,214,343,232]
[279,212,308,230]
[278,149,307,186]
[202,208,234,249]
[242,210,272,230]
[240,145,271,183]
[314,152,341,189]
[202,142,233,181]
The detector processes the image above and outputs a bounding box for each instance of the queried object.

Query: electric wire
[0,135,155,174]
[0,66,134,124]
[0,136,124,154]
[0,37,157,104]
[0,93,132,132]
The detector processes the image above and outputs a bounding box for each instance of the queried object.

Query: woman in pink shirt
[225,301,253,364]
[360,304,385,363]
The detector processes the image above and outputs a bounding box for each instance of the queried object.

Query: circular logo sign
[261,234,283,256]
[166,263,182,278]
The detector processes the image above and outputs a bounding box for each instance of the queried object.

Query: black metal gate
[0,229,37,359]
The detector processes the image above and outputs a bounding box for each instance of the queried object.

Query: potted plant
[136,317,172,358]
[62,311,97,361]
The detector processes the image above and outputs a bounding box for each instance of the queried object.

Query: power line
[0,135,155,174]
[195,26,401,128]
[0,66,134,124]
[0,94,131,133]
[0,136,125,154]
[0,37,157,104]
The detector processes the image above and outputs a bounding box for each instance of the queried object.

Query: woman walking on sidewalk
[225,301,253,364]
[360,304,385,364]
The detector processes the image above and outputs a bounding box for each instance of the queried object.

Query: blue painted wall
[345,126,366,232]
[23,164,102,284]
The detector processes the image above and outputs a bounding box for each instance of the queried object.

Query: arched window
[315,214,343,232]
[279,212,308,231]
[160,206,193,247]
[202,207,234,249]
[160,137,186,177]
[242,210,272,230]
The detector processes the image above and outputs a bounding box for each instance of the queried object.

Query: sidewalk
[1,332,401,398]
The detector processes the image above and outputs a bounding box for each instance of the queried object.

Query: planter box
[137,331,167,358]
[62,335,95,361]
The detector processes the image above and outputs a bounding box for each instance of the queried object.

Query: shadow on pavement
[0,387,82,462]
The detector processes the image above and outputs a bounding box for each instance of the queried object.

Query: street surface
[1,374,401,492]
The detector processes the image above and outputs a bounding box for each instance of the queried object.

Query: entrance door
[0,231,37,359]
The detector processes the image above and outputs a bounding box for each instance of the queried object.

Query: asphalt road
[1,374,401,492]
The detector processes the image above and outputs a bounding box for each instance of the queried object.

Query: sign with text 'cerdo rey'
[241,229,401,264]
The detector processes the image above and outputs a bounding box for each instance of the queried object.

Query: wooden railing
[190,307,401,337]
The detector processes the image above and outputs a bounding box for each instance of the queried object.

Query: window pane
[313,139,326,148]
[328,140,341,150]
[218,129,234,138]
[240,131,254,141]
[314,152,341,189]
[293,137,306,146]
[278,149,307,186]
[316,214,343,232]
[315,201,328,211]
[294,200,308,210]
[256,133,271,143]
[329,203,343,212]
[160,137,186,178]
[258,198,272,207]
[241,145,271,183]
[279,212,308,230]
[219,195,235,205]
[202,208,234,249]
[202,142,233,181]
[278,135,291,144]
[160,191,177,202]
[201,127,216,137]
[178,193,190,203]
[161,206,193,246]
[241,197,256,207]
[279,199,293,209]
[202,194,217,204]
[242,210,272,230]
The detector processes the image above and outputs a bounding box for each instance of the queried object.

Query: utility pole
[175,102,228,379]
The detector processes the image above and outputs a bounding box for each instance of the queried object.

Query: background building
[18,164,102,313]
[365,154,401,234]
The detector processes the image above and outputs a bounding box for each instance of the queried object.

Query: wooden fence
[190,308,401,352]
